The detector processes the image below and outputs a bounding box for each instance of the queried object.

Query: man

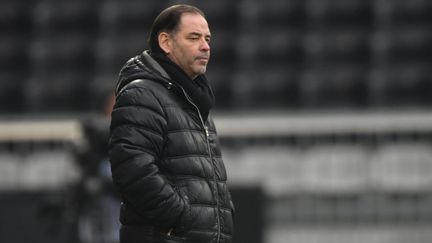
[109,4,235,243]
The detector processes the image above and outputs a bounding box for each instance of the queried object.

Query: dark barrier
[0,192,76,243]
[230,185,264,243]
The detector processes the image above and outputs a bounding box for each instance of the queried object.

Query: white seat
[222,146,302,195]
[301,144,369,194]
[20,150,80,190]
[369,143,432,193]
[258,147,303,196]
[0,153,21,190]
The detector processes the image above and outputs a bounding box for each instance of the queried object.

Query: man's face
[166,13,211,80]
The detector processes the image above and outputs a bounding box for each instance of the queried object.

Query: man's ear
[158,32,171,54]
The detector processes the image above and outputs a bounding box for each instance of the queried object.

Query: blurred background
[1,0,432,242]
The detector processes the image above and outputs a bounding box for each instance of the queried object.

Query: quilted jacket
[109,51,234,243]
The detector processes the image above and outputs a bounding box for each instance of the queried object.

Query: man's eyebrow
[188,32,211,38]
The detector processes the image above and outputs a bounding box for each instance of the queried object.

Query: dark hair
[148,4,205,53]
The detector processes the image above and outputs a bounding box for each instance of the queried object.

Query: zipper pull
[204,125,209,137]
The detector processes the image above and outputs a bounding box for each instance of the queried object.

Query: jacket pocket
[161,234,187,243]
[172,186,195,234]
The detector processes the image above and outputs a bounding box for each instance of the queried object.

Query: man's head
[149,5,211,79]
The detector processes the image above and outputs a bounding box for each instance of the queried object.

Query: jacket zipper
[175,83,221,243]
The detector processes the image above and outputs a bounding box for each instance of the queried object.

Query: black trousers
[120,225,186,243]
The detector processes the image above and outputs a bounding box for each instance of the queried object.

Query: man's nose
[200,39,210,51]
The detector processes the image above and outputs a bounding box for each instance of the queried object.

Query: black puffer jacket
[109,51,234,243]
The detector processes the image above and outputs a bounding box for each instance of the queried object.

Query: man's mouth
[196,55,209,61]
[196,57,209,66]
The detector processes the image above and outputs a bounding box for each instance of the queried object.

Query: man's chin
[195,67,207,75]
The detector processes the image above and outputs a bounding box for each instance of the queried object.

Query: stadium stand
[1,0,432,242]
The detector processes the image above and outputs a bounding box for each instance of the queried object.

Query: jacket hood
[115,50,171,95]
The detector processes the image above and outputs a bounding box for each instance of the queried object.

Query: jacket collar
[138,50,171,80]
[115,50,173,95]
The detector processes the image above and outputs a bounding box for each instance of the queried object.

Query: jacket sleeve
[109,85,186,229]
